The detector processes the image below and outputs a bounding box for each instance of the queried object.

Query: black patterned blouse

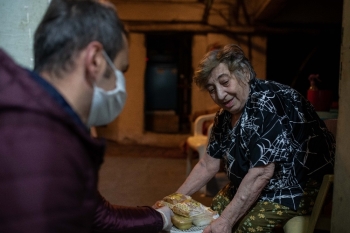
[207,78,335,210]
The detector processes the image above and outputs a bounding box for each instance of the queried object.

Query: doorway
[144,33,192,134]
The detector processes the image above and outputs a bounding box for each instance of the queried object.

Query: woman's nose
[216,87,226,100]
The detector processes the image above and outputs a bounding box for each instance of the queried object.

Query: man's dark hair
[34,0,128,76]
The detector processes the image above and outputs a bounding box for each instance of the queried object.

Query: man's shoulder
[0,49,19,68]
[0,49,30,88]
[0,50,44,116]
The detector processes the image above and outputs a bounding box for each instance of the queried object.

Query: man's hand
[155,206,174,231]
[202,216,233,233]
[152,200,163,209]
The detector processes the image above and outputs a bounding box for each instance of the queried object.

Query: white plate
[170,225,206,233]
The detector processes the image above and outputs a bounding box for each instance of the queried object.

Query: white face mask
[87,51,127,127]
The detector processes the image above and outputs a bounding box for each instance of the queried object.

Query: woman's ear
[244,71,250,83]
[84,41,105,85]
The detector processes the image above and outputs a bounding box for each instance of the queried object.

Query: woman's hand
[204,163,276,232]
[202,216,233,233]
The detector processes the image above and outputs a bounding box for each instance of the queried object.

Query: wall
[0,0,50,69]
[332,0,350,230]
[191,35,216,116]
[115,1,204,22]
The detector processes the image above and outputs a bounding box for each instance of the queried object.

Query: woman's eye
[208,88,215,94]
[221,80,229,86]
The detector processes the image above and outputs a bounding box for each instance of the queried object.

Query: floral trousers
[211,179,320,233]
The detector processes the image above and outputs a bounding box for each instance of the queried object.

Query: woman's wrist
[220,205,238,228]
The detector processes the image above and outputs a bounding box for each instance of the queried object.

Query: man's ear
[84,41,104,85]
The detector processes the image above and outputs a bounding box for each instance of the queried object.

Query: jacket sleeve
[92,192,164,233]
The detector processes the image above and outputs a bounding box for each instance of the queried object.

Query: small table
[316,110,338,120]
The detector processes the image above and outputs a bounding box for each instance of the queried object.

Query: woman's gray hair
[193,44,256,89]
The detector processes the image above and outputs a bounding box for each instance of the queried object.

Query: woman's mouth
[223,98,234,108]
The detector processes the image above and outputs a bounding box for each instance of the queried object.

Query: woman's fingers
[202,225,211,233]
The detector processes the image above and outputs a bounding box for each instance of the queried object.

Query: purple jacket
[0,49,163,233]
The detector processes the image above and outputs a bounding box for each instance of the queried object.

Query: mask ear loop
[102,50,118,72]
[102,50,125,93]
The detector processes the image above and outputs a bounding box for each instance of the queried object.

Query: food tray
[170,213,219,233]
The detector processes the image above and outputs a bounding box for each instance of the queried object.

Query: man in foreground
[0,0,172,232]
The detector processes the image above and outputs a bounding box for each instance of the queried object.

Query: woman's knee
[234,201,297,233]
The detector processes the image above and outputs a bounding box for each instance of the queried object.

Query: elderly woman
[175,44,335,233]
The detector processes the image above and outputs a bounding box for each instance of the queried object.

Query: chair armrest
[306,174,334,233]
[207,123,214,137]
[193,113,216,136]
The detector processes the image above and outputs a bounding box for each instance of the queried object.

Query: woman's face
[206,63,250,116]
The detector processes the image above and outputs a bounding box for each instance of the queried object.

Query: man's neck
[40,70,92,125]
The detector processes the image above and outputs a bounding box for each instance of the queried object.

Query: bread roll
[171,214,192,230]
[163,193,190,205]
[192,212,214,226]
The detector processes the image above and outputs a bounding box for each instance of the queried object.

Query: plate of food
[159,193,219,233]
